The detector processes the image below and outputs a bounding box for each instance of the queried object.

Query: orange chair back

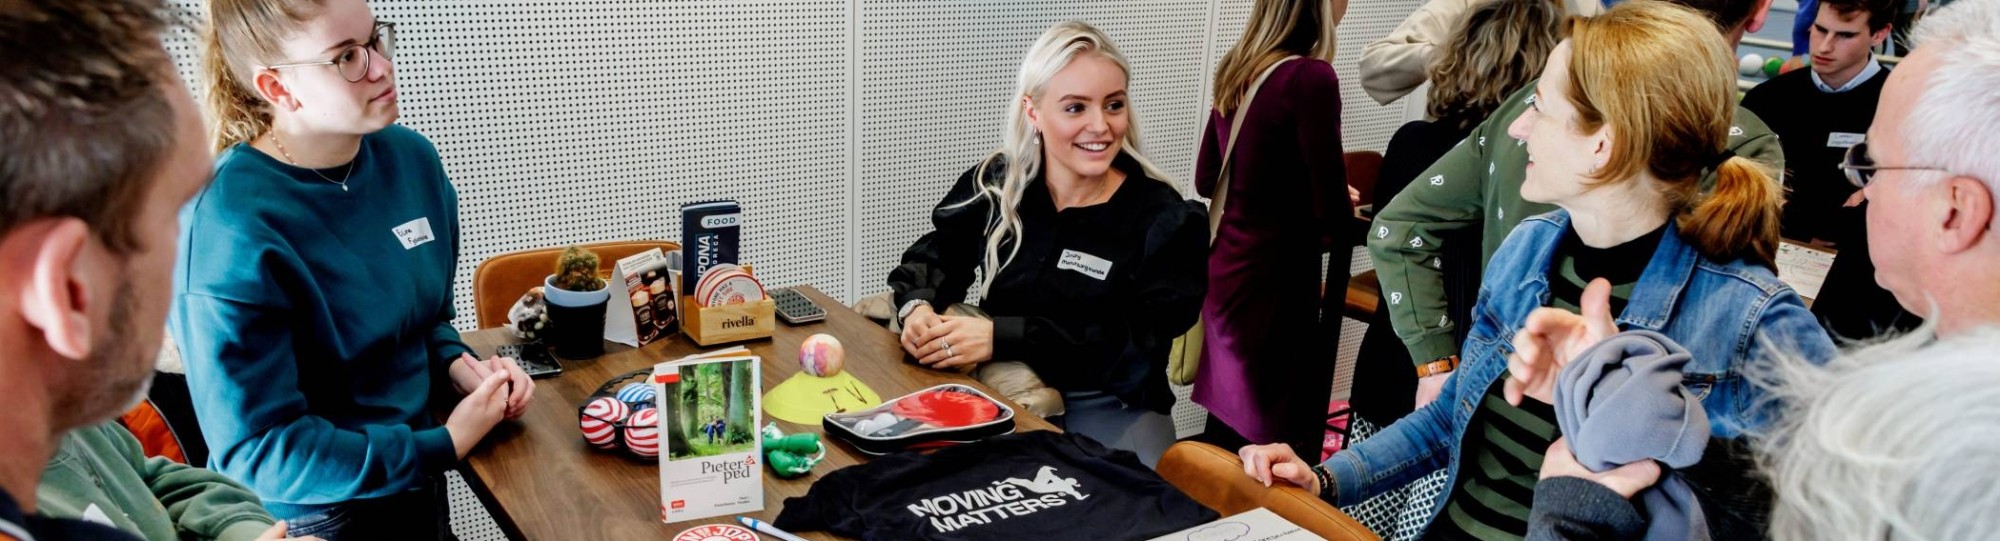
[471,241,679,329]
[119,401,187,464]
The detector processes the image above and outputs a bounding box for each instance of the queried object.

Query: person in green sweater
[1368,0,1787,410]
[171,0,533,538]
[37,423,317,541]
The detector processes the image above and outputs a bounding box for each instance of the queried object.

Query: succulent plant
[552,245,605,292]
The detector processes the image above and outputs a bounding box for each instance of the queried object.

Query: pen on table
[738,516,809,541]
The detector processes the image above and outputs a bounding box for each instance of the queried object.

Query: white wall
[161,0,1422,331]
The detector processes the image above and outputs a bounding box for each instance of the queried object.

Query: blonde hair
[1211,0,1337,115]
[1426,0,1563,128]
[202,0,323,153]
[958,21,1171,298]
[1563,1,1782,267]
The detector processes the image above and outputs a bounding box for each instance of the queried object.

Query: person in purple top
[1189,0,1354,462]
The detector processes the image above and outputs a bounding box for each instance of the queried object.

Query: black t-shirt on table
[774,431,1217,540]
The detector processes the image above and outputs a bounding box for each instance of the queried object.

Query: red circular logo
[671,524,758,541]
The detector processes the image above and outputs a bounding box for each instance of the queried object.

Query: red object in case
[892,388,1002,427]
[823,384,1016,455]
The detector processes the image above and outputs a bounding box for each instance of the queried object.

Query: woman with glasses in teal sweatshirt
[172,0,533,538]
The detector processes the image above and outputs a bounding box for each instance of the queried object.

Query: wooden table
[455,286,1058,540]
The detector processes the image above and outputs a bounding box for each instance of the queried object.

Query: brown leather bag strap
[1208,55,1299,244]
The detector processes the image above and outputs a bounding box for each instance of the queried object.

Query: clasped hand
[899,304,995,369]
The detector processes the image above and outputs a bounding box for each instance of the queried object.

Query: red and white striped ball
[580,396,631,449]
[624,408,661,457]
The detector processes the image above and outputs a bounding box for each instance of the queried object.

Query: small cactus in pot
[542,245,610,358]
[552,245,606,292]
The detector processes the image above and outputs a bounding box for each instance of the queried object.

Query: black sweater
[1741,68,1920,340]
[887,153,1208,414]
[1740,67,1888,244]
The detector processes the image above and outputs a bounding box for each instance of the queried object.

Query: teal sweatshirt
[169,125,471,519]
[38,423,275,541]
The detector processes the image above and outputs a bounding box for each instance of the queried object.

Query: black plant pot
[545,300,608,359]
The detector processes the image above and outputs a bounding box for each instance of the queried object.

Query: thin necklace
[269,132,352,192]
[1082,177,1112,206]
[1052,170,1116,210]
[1077,171,1117,207]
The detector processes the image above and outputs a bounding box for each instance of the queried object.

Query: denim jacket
[1323,210,1835,516]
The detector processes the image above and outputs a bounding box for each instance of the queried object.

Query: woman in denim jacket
[1241,4,1836,539]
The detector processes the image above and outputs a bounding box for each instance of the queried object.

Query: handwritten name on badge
[1056,249,1112,280]
[394,217,434,250]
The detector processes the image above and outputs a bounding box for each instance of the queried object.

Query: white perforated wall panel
[853,2,1215,302]
[1338,0,1427,151]
[163,0,1421,330]
[166,0,854,331]
[400,0,858,328]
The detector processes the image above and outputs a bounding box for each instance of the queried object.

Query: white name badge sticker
[1057,249,1113,280]
[1827,132,1866,148]
[393,217,435,250]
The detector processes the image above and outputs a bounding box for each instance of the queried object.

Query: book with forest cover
[652,348,763,523]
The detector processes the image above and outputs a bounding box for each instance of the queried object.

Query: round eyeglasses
[1840,141,1946,189]
[263,21,395,83]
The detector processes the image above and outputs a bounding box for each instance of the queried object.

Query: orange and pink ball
[799,333,845,377]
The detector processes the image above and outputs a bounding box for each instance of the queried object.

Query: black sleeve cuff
[991,316,1028,361]
[1527,476,1647,540]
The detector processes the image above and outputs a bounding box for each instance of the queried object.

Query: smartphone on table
[772,287,827,325]
[496,343,563,378]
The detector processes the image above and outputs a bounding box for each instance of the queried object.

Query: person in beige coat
[1359,0,1601,105]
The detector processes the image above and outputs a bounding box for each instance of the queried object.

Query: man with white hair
[1850,0,2000,335]
[1520,1,2000,536]
[1756,328,2000,540]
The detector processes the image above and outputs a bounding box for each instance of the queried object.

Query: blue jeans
[284,475,454,541]
[1053,391,1176,468]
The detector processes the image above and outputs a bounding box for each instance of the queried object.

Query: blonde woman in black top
[887,21,1207,467]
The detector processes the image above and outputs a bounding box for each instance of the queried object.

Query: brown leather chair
[1345,150,1384,208]
[471,240,679,329]
[1320,269,1381,322]
[1157,441,1381,541]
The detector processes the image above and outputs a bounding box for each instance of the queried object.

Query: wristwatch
[896,299,932,322]
[1415,355,1459,378]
